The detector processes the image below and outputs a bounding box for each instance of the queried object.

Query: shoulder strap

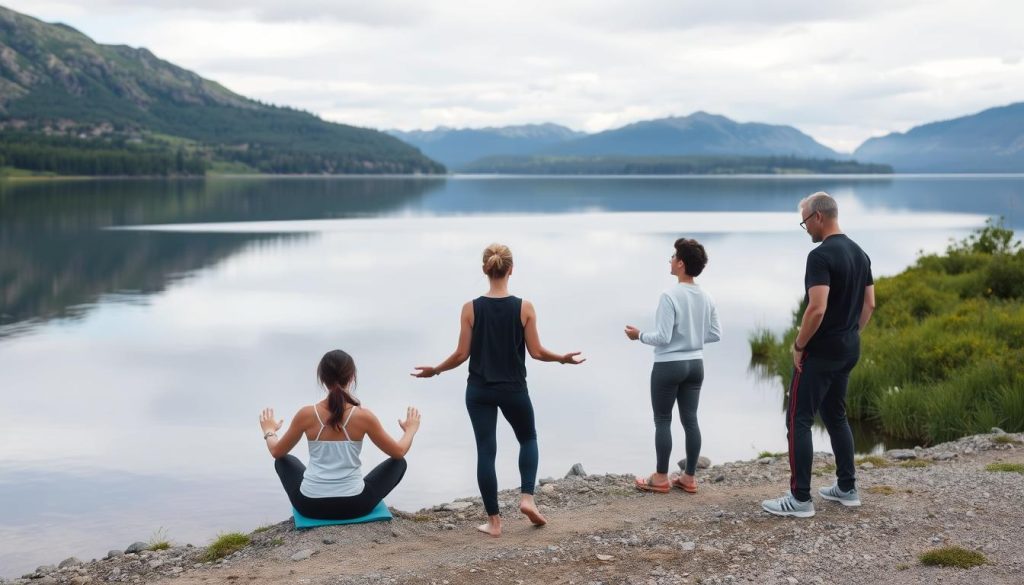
[341,405,359,441]
[312,404,326,441]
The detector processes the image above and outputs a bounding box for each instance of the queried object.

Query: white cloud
[5,0,1023,151]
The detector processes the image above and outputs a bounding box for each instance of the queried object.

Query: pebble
[322,538,337,545]
[59,557,83,569]
[860,462,875,469]
[290,549,314,562]
[931,452,955,461]
[69,577,91,585]
[757,457,773,465]
[681,542,696,551]
[787,578,799,584]
[442,501,473,512]
[596,554,614,562]
[541,484,557,495]
[105,550,123,560]
[148,560,163,569]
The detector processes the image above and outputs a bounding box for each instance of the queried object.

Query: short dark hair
[674,238,708,277]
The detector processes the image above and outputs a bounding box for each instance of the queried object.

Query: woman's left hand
[259,408,283,434]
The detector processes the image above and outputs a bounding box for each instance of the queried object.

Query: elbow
[864,300,876,312]
[805,305,827,320]
[455,351,470,363]
[269,446,287,459]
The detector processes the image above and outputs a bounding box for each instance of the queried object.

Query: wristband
[263,431,277,439]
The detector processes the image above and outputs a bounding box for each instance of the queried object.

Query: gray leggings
[651,359,704,475]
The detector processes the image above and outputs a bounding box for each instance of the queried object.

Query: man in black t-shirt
[762,192,876,518]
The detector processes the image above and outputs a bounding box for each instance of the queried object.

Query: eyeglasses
[799,211,818,230]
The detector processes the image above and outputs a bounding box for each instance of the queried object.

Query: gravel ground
[5,431,1022,585]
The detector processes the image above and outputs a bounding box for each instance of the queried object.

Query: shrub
[919,546,987,568]
[985,463,1024,474]
[203,533,250,561]
[748,327,778,363]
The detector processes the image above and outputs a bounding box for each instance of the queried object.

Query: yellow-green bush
[755,220,1024,444]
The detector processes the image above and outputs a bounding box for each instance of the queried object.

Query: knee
[274,454,299,472]
[652,413,672,426]
[681,413,699,429]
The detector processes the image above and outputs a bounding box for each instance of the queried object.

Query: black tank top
[468,296,527,391]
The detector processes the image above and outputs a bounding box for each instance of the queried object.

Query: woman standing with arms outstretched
[412,243,585,537]
[625,238,721,494]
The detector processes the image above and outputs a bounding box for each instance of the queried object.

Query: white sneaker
[761,492,815,518]
[818,483,861,507]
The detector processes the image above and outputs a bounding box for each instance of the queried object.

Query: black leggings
[274,455,407,520]
[465,384,538,516]
[650,359,704,475]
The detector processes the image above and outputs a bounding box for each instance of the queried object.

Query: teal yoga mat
[291,501,393,529]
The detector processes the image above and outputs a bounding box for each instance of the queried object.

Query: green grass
[812,463,837,477]
[919,546,987,568]
[748,327,778,363]
[984,462,1024,474]
[202,533,251,562]
[269,537,284,547]
[251,524,274,534]
[866,485,896,495]
[148,527,171,551]
[899,460,932,468]
[855,455,891,468]
[756,450,787,459]
[750,220,1024,445]
[991,434,1022,444]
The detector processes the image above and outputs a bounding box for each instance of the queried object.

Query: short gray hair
[799,192,838,218]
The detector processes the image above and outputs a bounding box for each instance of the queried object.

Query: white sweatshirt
[639,283,722,362]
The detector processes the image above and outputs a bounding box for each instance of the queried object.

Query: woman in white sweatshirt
[625,237,721,494]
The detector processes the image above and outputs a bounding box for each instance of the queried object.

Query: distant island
[0,6,444,176]
[460,155,892,175]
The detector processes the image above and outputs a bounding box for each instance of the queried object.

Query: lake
[1,175,1022,576]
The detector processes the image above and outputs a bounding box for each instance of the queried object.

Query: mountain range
[0,5,443,175]
[854,102,1024,172]
[392,112,842,170]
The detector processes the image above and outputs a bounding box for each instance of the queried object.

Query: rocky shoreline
[3,430,1022,585]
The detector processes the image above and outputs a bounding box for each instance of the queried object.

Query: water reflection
[0,178,444,336]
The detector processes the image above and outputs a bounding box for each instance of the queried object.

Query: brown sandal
[635,475,671,493]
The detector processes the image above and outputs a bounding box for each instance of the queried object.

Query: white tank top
[299,404,365,498]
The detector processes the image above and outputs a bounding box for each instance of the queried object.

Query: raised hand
[398,407,421,433]
[259,408,283,434]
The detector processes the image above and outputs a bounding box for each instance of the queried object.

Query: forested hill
[0,5,444,175]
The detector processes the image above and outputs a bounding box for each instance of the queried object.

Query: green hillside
[0,6,444,175]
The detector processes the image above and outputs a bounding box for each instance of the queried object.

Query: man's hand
[624,325,640,341]
[792,345,804,372]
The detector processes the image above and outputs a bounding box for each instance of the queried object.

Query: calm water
[1,175,1022,575]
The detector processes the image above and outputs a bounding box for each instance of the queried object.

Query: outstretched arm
[523,300,585,364]
[412,302,473,377]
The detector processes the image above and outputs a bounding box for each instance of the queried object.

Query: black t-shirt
[803,234,873,356]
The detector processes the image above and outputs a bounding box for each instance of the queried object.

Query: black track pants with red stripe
[787,349,859,502]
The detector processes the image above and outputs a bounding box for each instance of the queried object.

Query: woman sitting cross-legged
[260,349,421,520]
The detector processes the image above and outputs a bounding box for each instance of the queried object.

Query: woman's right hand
[411,366,439,378]
[398,407,421,434]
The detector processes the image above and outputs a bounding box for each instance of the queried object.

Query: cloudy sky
[9,0,1024,152]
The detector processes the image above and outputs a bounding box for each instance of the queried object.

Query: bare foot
[476,515,502,537]
[519,495,547,526]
